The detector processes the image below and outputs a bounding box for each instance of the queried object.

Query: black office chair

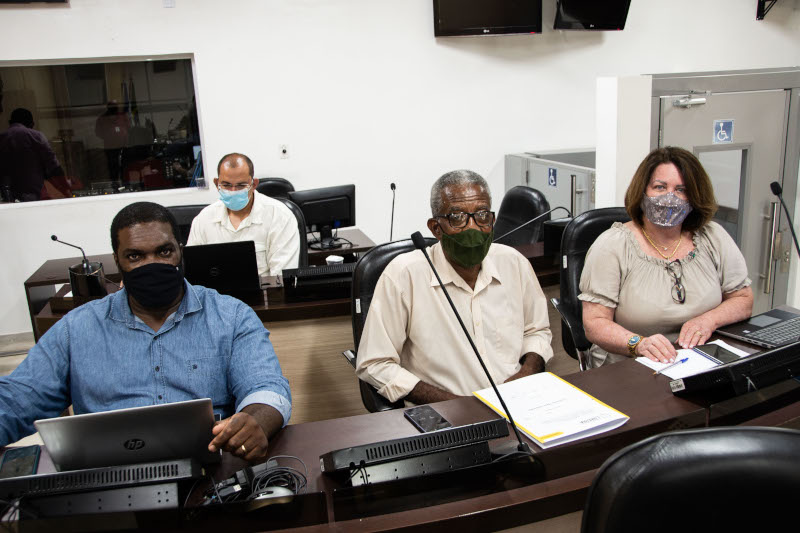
[581,427,800,533]
[167,204,209,245]
[256,177,295,199]
[275,197,308,267]
[550,207,629,370]
[493,186,550,246]
[349,237,438,412]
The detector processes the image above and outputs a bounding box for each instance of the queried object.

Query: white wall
[595,75,653,208]
[1,0,799,336]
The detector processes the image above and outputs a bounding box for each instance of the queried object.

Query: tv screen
[553,0,631,31]
[433,0,542,37]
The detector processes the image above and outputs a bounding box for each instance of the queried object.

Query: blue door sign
[713,119,734,144]
[548,168,557,187]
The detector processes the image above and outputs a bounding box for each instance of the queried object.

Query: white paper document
[473,372,629,449]
[636,339,749,379]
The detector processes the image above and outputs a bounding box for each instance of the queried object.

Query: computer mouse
[245,486,295,511]
[253,486,294,500]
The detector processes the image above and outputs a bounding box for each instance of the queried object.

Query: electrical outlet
[163,0,176,7]
[279,145,289,159]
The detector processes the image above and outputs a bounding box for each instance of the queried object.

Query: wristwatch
[627,335,643,357]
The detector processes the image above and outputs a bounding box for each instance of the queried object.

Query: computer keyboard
[746,317,800,347]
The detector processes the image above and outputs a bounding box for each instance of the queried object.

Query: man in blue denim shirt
[0,202,291,462]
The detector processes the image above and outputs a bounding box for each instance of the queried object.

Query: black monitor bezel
[553,0,631,31]
[433,0,543,37]
[288,184,356,234]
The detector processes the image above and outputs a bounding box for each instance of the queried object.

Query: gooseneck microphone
[51,235,90,271]
[389,182,396,242]
[492,206,571,244]
[769,181,800,259]
[410,231,531,455]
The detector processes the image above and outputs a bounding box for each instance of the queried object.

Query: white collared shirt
[355,242,553,402]
[187,191,300,276]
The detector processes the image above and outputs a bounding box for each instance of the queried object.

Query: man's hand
[504,352,545,383]
[208,411,269,462]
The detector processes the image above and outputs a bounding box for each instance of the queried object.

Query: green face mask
[439,228,493,268]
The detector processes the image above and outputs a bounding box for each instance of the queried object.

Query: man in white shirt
[356,170,553,405]
[188,153,300,276]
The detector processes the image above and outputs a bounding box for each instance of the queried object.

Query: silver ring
[241,444,247,453]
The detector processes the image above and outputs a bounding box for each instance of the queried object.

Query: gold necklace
[641,227,681,260]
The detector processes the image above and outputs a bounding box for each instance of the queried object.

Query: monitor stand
[315,225,342,250]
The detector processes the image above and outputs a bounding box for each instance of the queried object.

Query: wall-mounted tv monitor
[553,0,631,31]
[433,0,542,37]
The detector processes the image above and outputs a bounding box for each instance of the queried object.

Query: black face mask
[121,262,184,309]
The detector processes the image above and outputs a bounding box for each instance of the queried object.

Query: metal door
[656,89,790,313]
[527,158,594,217]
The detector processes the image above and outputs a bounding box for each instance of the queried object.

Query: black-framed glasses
[667,260,685,304]
[435,210,495,229]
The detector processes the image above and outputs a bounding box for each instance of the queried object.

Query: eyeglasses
[218,180,252,192]
[435,210,495,229]
[667,260,685,304]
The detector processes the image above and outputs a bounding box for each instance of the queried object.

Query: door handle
[672,97,707,108]
[764,201,780,294]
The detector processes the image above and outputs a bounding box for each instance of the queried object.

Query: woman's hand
[678,316,715,349]
[635,334,677,363]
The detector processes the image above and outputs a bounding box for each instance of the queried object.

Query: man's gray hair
[430,170,491,216]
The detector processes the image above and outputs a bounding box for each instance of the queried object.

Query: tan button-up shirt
[187,191,300,276]
[356,242,553,402]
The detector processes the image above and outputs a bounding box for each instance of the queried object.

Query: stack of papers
[473,372,629,449]
[635,339,749,379]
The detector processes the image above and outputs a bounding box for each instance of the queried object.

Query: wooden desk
[33,277,352,339]
[28,234,557,341]
[11,358,800,531]
[25,227,376,341]
[514,241,558,287]
[307,227,375,265]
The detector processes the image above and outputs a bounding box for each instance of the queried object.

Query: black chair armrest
[341,349,356,369]
[551,297,591,352]
[359,380,404,412]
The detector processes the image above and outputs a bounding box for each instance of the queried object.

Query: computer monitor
[670,340,800,402]
[289,184,356,250]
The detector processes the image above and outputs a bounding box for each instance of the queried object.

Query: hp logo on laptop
[124,438,146,451]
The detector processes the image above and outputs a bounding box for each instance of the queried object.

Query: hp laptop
[183,241,264,304]
[34,398,220,472]
[715,308,800,349]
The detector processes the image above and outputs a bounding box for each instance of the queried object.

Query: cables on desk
[198,455,308,506]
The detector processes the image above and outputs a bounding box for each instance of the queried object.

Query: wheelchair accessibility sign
[713,119,734,144]
[548,168,557,187]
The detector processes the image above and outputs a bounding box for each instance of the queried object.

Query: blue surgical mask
[219,186,251,211]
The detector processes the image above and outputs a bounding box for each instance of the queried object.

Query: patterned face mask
[641,192,693,227]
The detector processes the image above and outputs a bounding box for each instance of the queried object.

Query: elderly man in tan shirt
[356,170,553,405]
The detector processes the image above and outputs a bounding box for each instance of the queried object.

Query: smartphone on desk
[0,445,41,479]
[693,343,742,365]
[403,405,452,433]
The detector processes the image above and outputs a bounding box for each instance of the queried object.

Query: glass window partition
[0,58,204,203]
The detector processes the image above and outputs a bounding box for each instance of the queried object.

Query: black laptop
[715,308,800,349]
[183,241,264,305]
